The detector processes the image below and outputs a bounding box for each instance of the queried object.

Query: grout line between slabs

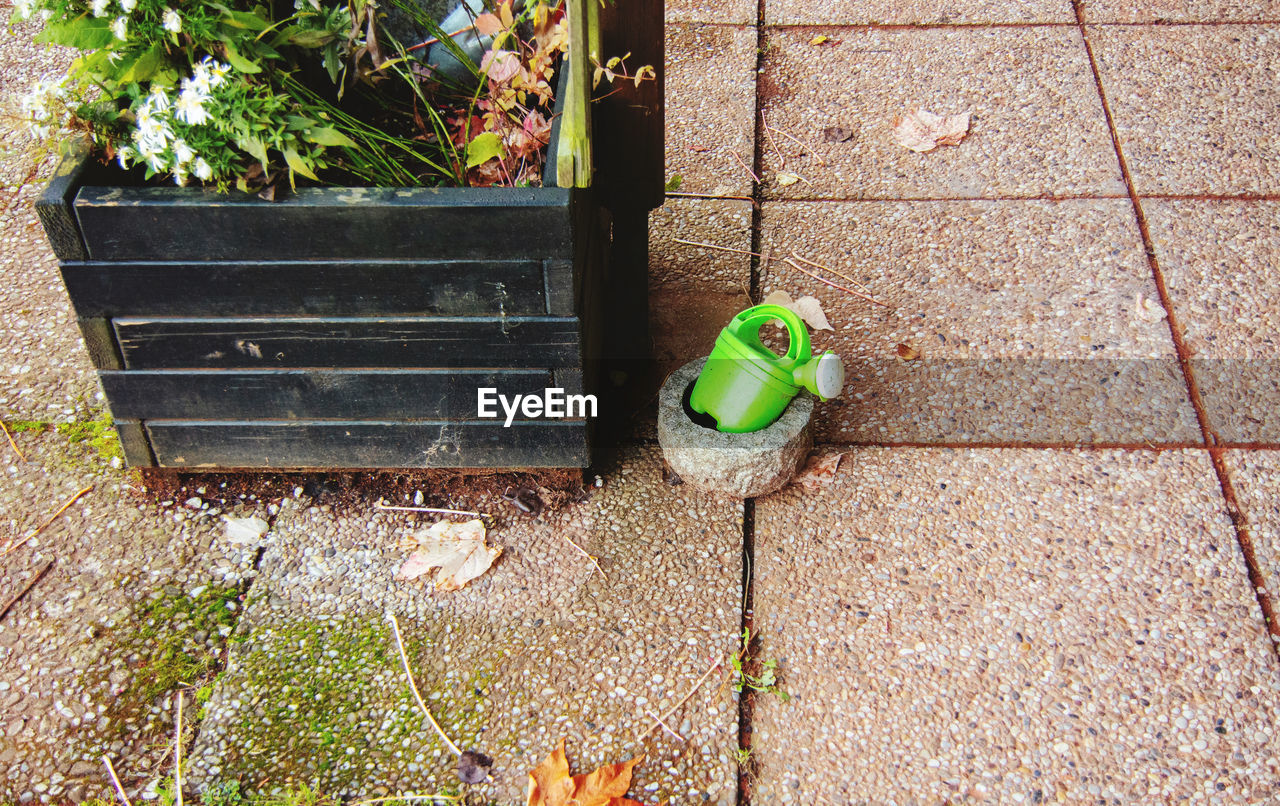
[756,20,1280,30]
[1071,0,1280,657]
[668,194,1280,205]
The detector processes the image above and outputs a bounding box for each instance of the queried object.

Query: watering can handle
[730,304,811,369]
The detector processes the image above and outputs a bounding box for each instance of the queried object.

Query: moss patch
[56,408,123,463]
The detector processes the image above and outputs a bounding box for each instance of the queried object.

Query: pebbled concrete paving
[758,199,1198,443]
[765,0,1074,25]
[1090,25,1280,196]
[1081,0,1280,23]
[187,445,743,805]
[758,27,1125,200]
[1225,451,1280,622]
[1145,200,1280,444]
[751,449,1280,804]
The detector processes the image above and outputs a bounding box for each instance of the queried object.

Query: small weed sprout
[730,628,791,703]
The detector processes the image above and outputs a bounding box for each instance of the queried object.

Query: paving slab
[1224,451,1280,627]
[667,0,755,25]
[187,444,744,804]
[758,199,1199,444]
[0,426,266,803]
[0,187,99,422]
[758,27,1124,201]
[1081,0,1280,22]
[764,0,1073,25]
[665,24,758,198]
[1090,25,1280,197]
[1144,200,1280,444]
[752,448,1280,804]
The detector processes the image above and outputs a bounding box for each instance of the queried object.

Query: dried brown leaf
[795,452,844,488]
[823,126,853,143]
[891,109,971,153]
[473,12,503,36]
[896,343,920,360]
[395,519,501,591]
[762,289,834,331]
[526,741,653,806]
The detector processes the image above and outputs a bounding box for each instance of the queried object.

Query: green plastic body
[689,305,811,433]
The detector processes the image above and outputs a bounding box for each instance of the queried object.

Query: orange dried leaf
[526,742,652,806]
[473,12,503,36]
[896,343,920,360]
[891,109,970,152]
[795,452,844,488]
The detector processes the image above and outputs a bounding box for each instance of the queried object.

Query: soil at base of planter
[137,467,587,518]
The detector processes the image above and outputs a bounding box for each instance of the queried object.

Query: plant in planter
[20,0,663,470]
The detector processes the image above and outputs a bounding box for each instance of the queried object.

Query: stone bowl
[657,358,814,498]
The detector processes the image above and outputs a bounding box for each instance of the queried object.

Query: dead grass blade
[637,656,723,741]
[103,757,132,806]
[0,560,53,623]
[387,612,463,756]
[0,421,24,462]
[2,485,93,557]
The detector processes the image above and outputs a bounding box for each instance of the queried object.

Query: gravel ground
[751,448,1280,804]
[187,445,744,804]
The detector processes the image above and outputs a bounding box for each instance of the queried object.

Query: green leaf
[220,39,261,74]
[283,26,336,48]
[303,127,358,148]
[663,174,682,192]
[37,15,115,49]
[119,45,165,83]
[283,147,319,181]
[212,3,271,31]
[237,136,269,166]
[465,132,504,169]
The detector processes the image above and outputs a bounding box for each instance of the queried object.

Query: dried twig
[376,503,489,519]
[760,110,786,168]
[0,560,53,623]
[2,485,93,557]
[637,656,723,741]
[665,192,754,201]
[782,257,886,307]
[173,692,184,806]
[559,531,605,579]
[673,238,767,261]
[731,151,760,184]
[0,421,24,462]
[645,709,686,742]
[103,757,132,806]
[387,612,463,757]
[788,251,880,299]
[766,124,827,166]
[348,796,462,806]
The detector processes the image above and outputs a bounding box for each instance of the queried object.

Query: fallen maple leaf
[896,343,920,360]
[526,740,658,806]
[473,12,503,35]
[891,109,971,152]
[396,519,501,591]
[763,289,834,331]
[776,171,801,187]
[795,452,844,488]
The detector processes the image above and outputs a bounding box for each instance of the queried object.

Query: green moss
[56,408,123,463]
[2,419,51,433]
[120,585,242,706]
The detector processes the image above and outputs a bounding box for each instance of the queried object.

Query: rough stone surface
[1145,200,1280,443]
[1090,25,1280,196]
[1225,451,1280,620]
[752,448,1280,804]
[766,0,1074,24]
[0,428,264,803]
[658,359,813,497]
[758,199,1199,443]
[665,24,758,198]
[758,27,1125,200]
[1081,0,1280,23]
[187,444,744,804]
[666,0,755,25]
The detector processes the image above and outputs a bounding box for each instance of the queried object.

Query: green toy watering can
[689,304,845,433]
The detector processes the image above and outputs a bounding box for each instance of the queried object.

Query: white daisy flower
[120,0,137,11]
[172,139,195,166]
[144,87,171,114]
[174,87,209,126]
[162,8,181,32]
[13,0,36,20]
[192,157,213,181]
[116,145,134,169]
[172,165,188,185]
[90,0,110,17]
[110,16,128,40]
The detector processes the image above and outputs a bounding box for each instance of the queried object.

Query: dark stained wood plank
[112,418,156,467]
[112,316,582,369]
[35,138,93,261]
[75,318,123,370]
[60,259,547,318]
[74,185,576,262]
[100,369,561,421]
[145,420,591,469]
[594,0,664,212]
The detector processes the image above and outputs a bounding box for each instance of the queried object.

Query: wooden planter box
[36,150,608,470]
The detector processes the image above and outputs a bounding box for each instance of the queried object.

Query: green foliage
[731,628,791,703]
[55,408,122,463]
[663,174,682,192]
[1,419,50,434]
